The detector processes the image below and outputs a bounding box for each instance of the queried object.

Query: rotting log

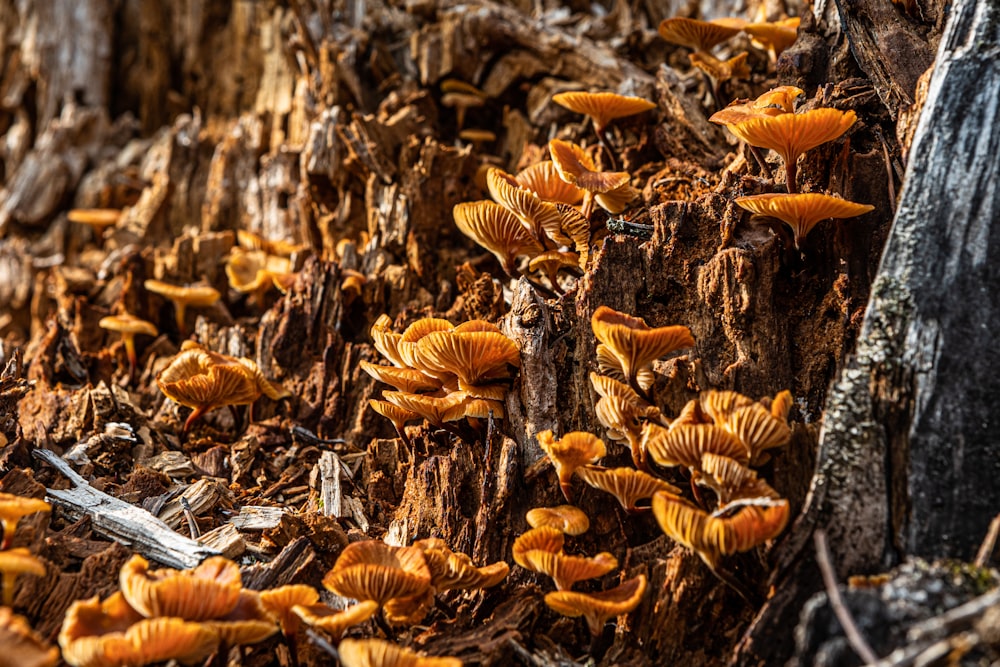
[735,2,1000,663]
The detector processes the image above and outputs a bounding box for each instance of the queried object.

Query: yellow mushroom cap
[743,17,801,56]
[203,589,277,647]
[536,430,606,495]
[291,600,379,640]
[643,421,750,470]
[526,505,590,536]
[735,192,874,247]
[337,638,463,667]
[453,201,545,276]
[591,306,695,390]
[259,584,320,637]
[67,209,121,230]
[727,108,858,169]
[98,314,158,339]
[323,540,431,605]
[548,139,631,194]
[515,161,585,205]
[544,574,647,636]
[118,554,242,621]
[576,465,682,511]
[486,168,568,245]
[657,17,743,51]
[551,91,656,130]
[143,280,221,307]
[0,493,51,547]
[512,526,565,569]
[517,550,618,591]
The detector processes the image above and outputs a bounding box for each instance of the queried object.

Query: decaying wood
[32,447,220,568]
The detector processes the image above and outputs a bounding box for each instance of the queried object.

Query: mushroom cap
[0,606,59,667]
[236,230,307,256]
[652,491,789,567]
[381,391,467,427]
[440,79,487,98]
[291,600,379,640]
[370,314,407,367]
[59,593,144,654]
[143,280,221,307]
[548,139,631,193]
[512,526,565,569]
[360,361,442,394]
[536,430,606,487]
[644,422,750,470]
[156,342,287,412]
[699,390,755,424]
[551,91,656,130]
[383,589,435,626]
[259,584,320,637]
[0,547,46,578]
[526,505,590,536]
[544,574,647,636]
[67,208,122,228]
[337,638,463,667]
[458,128,496,144]
[118,554,242,621]
[752,86,805,115]
[412,329,519,398]
[369,399,422,431]
[553,203,592,268]
[594,183,638,214]
[727,108,858,167]
[688,51,750,83]
[203,589,277,647]
[696,453,780,508]
[517,550,618,591]
[441,395,506,421]
[98,313,158,339]
[412,540,509,592]
[657,17,743,51]
[591,306,695,386]
[486,168,568,245]
[576,465,681,511]
[735,192,875,246]
[453,201,545,276]
[595,346,656,392]
[63,616,219,667]
[0,493,51,542]
[725,403,791,463]
[515,161,585,205]
[528,250,580,278]
[770,389,794,421]
[225,247,292,293]
[743,17,801,55]
[323,540,431,605]
[441,92,486,110]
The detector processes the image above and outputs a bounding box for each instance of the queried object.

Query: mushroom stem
[173,301,188,335]
[183,405,208,433]
[581,191,594,220]
[593,125,618,171]
[785,157,798,194]
[286,636,300,667]
[122,335,138,382]
[559,480,575,504]
[1,573,13,606]
[373,610,396,642]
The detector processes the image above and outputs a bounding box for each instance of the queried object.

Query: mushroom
[576,465,681,512]
[590,305,695,398]
[515,161,585,205]
[453,201,545,277]
[486,167,568,246]
[322,540,432,607]
[413,539,509,593]
[0,606,59,667]
[203,589,278,653]
[526,505,590,536]
[548,139,634,217]
[458,128,496,151]
[688,51,750,106]
[536,430,607,501]
[292,600,379,642]
[260,584,320,666]
[723,403,791,464]
[369,400,421,445]
[0,548,45,606]
[340,269,366,305]
[118,554,242,621]
[743,17,801,58]
[642,422,750,470]
[590,372,664,468]
[67,209,121,246]
[699,389,755,424]
[517,549,618,591]
[734,192,875,249]
[657,17,743,53]
[99,313,158,380]
[544,574,647,637]
[725,108,858,193]
[225,247,293,305]
[553,203,592,269]
[512,526,565,569]
[236,230,307,257]
[381,391,467,429]
[696,453,780,509]
[411,329,520,400]
[370,314,407,368]
[0,492,50,549]
[528,250,581,292]
[360,361,442,394]
[143,279,221,335]
[441,92,485,131]
[337,638,463,667]
[710,86,805,176]
[551,91,656,167]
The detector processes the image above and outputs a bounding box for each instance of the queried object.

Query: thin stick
[814,530,879,664]
[974,512,1000,567]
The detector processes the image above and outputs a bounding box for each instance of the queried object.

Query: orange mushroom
[486,168,567,246]
[643,422,750,470]
[143,280,221,334]
[657,17,743,52]
[735,192,875,249]
[536,430,607,501]
[551,91,656,167]
[337,638,463,667]
[576,465,681,511]
[696,453,780,509]
[118,554,242,621]
[515,161,585,205]
[291,600,379,641]
[67,208,121,246]
[412,539,509,593]
[453,201,545,277]
[0,493,50,549]
[743,17,801,58]
[0,548,45,606]
[512,526,565,569]
[259,584,319,656]
[99,313,158,380]
[544,574,647,636]
[548,139,634,216]
[526,505,590,536]
[411,329,520,400]
[517,549,618,591]
[323,540,431,606]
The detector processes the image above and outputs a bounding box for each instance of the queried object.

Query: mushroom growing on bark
[735,192,874,249]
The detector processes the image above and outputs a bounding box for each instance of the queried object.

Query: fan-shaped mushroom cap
[381,391,466,428]
[236,230,307,257]
[591,372,664,466]
[536,430,607,500]
[696,453,780,508]
[412,330,519,399]
[413,539,509,592]
[577,465,681,511]
[486,168,567,245]
[644,421,750,470]
[360,361,442,394]
[512,526,565,569]
[143,280,221,331]
[226,247,293,295]
[61,613,219,667]
[544,574,647,636]
[204,589,277,647]
[553,203,592,268]
[657,17,743,51]
[526,505,590,536]
[672,398,709,429]
[743,17,800,56]
[441,395,506,422]
[291,600,379,640]
[453,201,545,276]
[371,314,407,367]
[591,306,695,393]
[753,86,805,115]
[337,638,463,667]
[119,554,242,621]
[68,208,121,230]
[724,403,791,463]
[518,550,618,591]
[551,91,656,131]
[323,541,431,605]
[699,390,755,424]
[689,51,750,83]
[735,192,874,248]
[0,606,59,667]
[259,584,319,638]
[58,593,144,660]
[515,161,585,205]
[651,492,789,567]
[0,548,45,606]
[595,346,657,392]
[0,493,50,549]
[548,139,631,194]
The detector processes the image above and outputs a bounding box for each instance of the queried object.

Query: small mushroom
[291,600,379,641]
[413,539,509,592]
[576,465,682,512]
[381,391,467,429]
[512,526,565,569]
[735,192,875,249]
[726,108,858,193]
[696,453,780,509]
[411,329,520,400]
[118,554,242,621]
[0,548,45,606]
[143,279,221,335]
[323,541,431,607]
[528,250,580,292]
[551,91,656,167]
[99,313,158,380]
[0,606,59,667]
[591,305,695,398]
[688,51,750,103]
[657,17,743,52]
[642,422,750,470]
[536,430,607,501]
[723,403,792,464]
[544,574,647,636]
[453,201,545,277]
[515,161,585,205]
[517,549,618,591]
[67,209,121,246]
[369,400,421,445]
[548,139,633,216]
[337,638,463,667]
[225,247,293,305]
[743,17,801,58]
[0,493,50,549]
[458,128,496,151]
[590,372,664,468]
[486,168,568,246]
[236,230,307,257]
[360,361,442,394]
[526,505,590,536]
[699,389,755,424]
[441,92,485,130]
[203,589,278,650]
[260,584,320,664]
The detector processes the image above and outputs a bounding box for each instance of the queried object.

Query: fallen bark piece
[32,448,220,569]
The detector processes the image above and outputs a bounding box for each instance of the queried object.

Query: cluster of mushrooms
[363,314,520,446]
[0,493,55,667]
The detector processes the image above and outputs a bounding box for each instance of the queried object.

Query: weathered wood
[33,447,220,568]
[735,2,1000,663]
